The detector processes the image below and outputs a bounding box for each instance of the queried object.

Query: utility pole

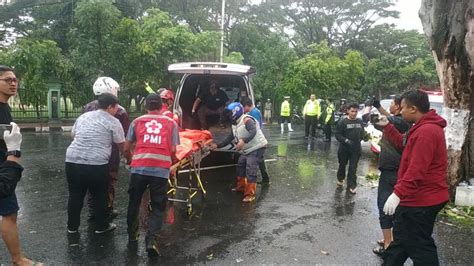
[220,0,225,62]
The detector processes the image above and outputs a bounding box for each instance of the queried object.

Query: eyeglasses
[0,77,19,84]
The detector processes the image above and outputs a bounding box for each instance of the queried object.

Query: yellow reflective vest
[280,100,290,117]
[325,103,335,124]
[303,99,320,116]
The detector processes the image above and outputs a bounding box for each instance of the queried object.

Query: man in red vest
[124,93,180,257]
[159,88,175,119]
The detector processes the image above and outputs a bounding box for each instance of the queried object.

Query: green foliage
[224,52,244,64]
[280,41,364,107]
[440,203,474,228]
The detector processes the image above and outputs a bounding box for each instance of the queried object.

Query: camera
[370,113,379,124]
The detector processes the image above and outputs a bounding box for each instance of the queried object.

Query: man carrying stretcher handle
[210,102,268,203]
[124,93,180,257]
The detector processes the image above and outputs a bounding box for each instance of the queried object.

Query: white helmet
[93,77,120,96]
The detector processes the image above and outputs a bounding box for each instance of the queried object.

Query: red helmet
[160,89,175,101]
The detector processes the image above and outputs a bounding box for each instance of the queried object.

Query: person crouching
[210,102,268,202]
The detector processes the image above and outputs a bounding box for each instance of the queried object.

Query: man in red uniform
[159,89,174,119]
[376,90,449,265]
[124,93,180,257]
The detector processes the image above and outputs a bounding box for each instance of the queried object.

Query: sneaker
[146,237,161,257]
[336,180,343,187]
[348,188,357,194]
[242,195,256,202]
[94,223,117,234]
[67,228,78,234]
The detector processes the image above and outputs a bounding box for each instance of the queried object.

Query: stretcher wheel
[186,204,192,216]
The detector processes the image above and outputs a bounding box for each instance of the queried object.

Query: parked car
[168,62,256,165]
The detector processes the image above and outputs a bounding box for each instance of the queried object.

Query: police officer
[210,102,268,202]
[124,93,180,257]
[303,94,321,139]
[280,96,293,133]
[322,99,335,142]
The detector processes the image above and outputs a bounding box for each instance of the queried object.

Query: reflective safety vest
[303,99,320,116]
[281,101,290,117]
[232,114,268,154]
[130,114,174,169]
[325,103,335,124]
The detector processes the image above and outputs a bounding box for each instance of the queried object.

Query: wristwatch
[7,150,21,158]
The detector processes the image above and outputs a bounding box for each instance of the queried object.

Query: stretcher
[167,130,213,215]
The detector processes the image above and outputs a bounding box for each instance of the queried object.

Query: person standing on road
[241,97,270,184]
[0,66,42,266]
[210,102,268,202]
[375,90,449,265]
[303,94,321,139]
[124,93,180,257]
[66,93,125,235]
[83,77,130,220]
[264,98,272,124]
[335,103,365,194]
[280,96,293,133]
[321,99,335,142]
[368,96,410,256]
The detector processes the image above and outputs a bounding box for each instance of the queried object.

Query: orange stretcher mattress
[175,130,213,161]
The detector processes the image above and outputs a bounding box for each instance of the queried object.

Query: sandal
[373,246,385,257]
[377,239,384,246]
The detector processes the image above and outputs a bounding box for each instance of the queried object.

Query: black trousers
[259,159,269,182]
[323,123,332,140]
[304,115,318,137]
[127,173,168,239]
[383,202,447,266]
[66,162,109,231]
[337,147,361,189]
[377,170,398,229]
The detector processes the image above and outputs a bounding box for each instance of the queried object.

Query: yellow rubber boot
[242,182,256,203]
[232,176,246,193]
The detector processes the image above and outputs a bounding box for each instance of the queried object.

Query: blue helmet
[226,102,244,122]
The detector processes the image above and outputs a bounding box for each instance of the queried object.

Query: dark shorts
[0,192,19,216]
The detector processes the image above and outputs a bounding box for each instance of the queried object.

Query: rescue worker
[124,93,180,257]
[322,99,335,142]
[83,77,130,220]
[280,96,293,133]
[159,88,175,119]
[241,96,270,184]
[303,94,321,139]
[210,102,268,202]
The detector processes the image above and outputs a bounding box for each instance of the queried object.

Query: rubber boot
[280,123,284,134]
[242,182,256,203]
[288,123,294,132]
[232,176,246,193]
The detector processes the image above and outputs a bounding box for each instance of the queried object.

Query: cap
[145,93,162,105]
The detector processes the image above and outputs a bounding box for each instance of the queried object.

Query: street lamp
[220,0,225,62]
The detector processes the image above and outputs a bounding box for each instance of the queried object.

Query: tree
[5,39,67,118]
[419,0,473,193]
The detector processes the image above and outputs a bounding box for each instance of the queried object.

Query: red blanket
[175,130,213,161]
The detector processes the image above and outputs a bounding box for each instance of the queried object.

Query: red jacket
[383,110,449,207]
[130,114,174,169]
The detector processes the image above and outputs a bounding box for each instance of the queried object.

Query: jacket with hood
[383,110,449,207]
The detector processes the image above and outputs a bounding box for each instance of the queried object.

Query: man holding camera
[368,96,410,256]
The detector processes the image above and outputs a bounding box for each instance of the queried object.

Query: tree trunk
[420,0,473,195]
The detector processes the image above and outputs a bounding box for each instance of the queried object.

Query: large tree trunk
[420,1,473,196]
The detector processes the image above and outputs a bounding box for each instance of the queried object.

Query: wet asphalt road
[1,124,474,265]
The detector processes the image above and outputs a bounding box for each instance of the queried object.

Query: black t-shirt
[199,89,229,110]
[335,117,364,151]
[0,103,12,163]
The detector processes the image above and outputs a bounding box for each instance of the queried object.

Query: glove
[344,139,353,145]
[375,116,389,127]
[373,99,381,109]
[383,193,400,215]
[4,122,22,151]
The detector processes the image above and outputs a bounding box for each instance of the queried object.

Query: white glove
[4,122,22,151]
[375,115,389,127]
[383,193,400,215]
